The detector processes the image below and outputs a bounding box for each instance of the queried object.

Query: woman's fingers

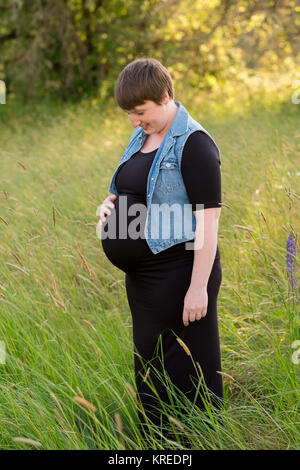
[184,310,204,326]
[189,311,196,322]
[182,309,189,326]
[98,195,117,226]
[104,198,116,210]
[99,204,115,224]
[107,195,117,205]
[101,203,114,216]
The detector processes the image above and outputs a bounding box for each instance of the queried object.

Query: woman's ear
[162,90,169,105]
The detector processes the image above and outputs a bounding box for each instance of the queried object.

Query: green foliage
[0,0,299,102]
[0,90,299,449]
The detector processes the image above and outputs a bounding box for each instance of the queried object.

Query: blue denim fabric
[108,101,220,254]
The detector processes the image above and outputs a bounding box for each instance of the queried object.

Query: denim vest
[108,101,220,254]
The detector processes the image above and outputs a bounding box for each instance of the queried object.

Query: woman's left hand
[182,285,208,327]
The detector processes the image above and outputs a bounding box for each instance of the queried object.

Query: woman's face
[125,94,170,135]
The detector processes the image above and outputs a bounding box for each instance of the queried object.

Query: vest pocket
[157,160,181,192]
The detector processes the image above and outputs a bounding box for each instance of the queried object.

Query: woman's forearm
[189,208,221,288]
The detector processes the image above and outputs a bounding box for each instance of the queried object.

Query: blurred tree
[0,0,299,101]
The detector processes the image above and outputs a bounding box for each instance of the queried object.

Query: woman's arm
[180,130,222,326]
[182,208,221,327]
[190,207,221,287]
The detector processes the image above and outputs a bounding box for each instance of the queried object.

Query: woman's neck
[155,101,179,139]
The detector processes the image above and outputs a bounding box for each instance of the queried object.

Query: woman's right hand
[97,194,117,226]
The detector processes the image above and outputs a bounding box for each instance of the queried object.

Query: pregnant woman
[97,58,223,438]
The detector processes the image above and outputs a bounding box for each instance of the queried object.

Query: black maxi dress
[101,131,223,434]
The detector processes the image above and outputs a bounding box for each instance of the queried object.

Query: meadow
[0,91,299,450]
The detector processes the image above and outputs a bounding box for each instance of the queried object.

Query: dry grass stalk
[50,273,66,308]
[1,189,9,199]
[48,291,67,312]
[11,253,23,266]
[50,392,63,412]
[114,412,125,448]
[168,416,184,430]
[16,161,27,170]
[216,370,235,381]
[231,287,244,301]
[260,211,267,223]
[73,396,97,412]
[17,358,24,370]
[51,273,58,293]
[12,437,42,447]
[5,263,29,276]
[82,319,97,331]
[233,224,255,233]
[142,367,150,382]
[176,337,191,356]
[119,392,125,407]
[77,249,92,275]
[196,361,204,379]
[54,409,65,426]
[114,412,123,432]
[125,383,137,401]
[164,439,184,449]
[52,205,56,226]
[89,342,102,363]
[0,216,8,225]
[76,386,84,398]
[2,419,18,427]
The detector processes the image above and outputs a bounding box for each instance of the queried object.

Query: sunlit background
[0,0,299,451]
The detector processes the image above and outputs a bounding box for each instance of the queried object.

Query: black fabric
[125,252,223,435]
[101,129,223,433]
[180,131,222,211]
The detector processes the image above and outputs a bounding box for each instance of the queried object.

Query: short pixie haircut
[114,58,175,111]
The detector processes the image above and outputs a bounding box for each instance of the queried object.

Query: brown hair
[114,57,175,110]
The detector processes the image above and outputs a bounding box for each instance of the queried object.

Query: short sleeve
[180,131,222,211]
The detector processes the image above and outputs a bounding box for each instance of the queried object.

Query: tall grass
[0,90,299,449]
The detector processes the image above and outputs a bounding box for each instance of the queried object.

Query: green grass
[0,91,299,449]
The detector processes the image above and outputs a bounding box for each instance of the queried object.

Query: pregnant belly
[100,194,151,271]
